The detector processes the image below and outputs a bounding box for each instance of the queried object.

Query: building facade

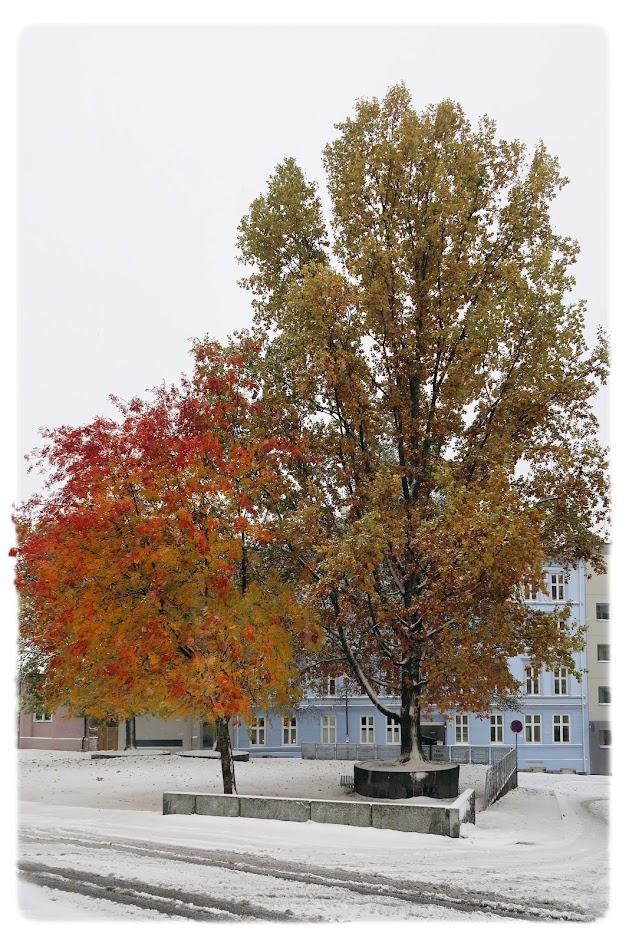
[585,543,611,774]
[17,706,88,751]
[241,562,591,773]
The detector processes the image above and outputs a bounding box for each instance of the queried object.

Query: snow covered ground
[14,749,612,933]
[18,748,490,809]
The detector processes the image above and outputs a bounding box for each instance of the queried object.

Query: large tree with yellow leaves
[238,84,609,762]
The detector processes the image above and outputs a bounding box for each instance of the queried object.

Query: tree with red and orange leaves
[14,336,321,793]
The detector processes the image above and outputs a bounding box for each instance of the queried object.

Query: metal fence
[484,748,518,807]
[301,743,513,764]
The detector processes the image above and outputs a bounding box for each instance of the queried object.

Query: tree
[14,337,320,791]
[237,84,609,763]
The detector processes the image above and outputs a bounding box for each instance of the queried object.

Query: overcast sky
[18,24,609,498]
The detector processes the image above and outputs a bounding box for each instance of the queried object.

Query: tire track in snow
[18,861,299,921]
[19,827,592,921]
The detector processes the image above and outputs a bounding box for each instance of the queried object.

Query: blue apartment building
[239,562,591,773]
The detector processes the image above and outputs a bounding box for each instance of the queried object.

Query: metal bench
[340,775,354,788]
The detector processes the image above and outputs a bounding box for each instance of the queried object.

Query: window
[553,667,568,695]
[598,686,611,705]
[550,572,566,601]
[360,715,375,744]
[525,714,542,743]
[553,714,571,743]
[490,714,504,743]
[597,644,610,662]
[596,603,610,621]
[525,666,540,695]
[282,716,298,745]
[33,712,52,722]
[249,716,265,745]
[386,717,401,744]
[455,715,469,744]
[599,729,611,747]
[523,586,537,602]
[326,677,337,696]
[321,715,337,744]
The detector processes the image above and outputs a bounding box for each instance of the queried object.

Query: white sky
[16,22,610,499]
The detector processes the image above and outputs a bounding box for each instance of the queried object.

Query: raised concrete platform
[91,750,171,759]
[354,759,459,799]
[162,789,476,837]
[180,750,250,762]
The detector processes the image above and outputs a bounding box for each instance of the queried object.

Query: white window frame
[550,572,566,601]
[490,714,504,743]
[553,714,571,743]
[595,603,610,621]
[523,585,537,602]
[597,644,610,662]
[321,714,337,744]
[326,677,337,696]
[553,667,568,695]
[282,715,298,746]
[33,712,52,722]
[386,717,401,744]
[455,714,469,744]
[249,716,265,746]
[599,729,611,748]
[525,714,542,743]
[360,715,375,744]
[525,666,541,695]
[598,686,611,705]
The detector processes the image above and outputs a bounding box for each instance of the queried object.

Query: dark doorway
[202,722,217,748]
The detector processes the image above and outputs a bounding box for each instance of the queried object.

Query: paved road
[18,826,592,922]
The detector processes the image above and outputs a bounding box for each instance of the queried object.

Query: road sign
[510,720,523,734]
[589,722,596,733]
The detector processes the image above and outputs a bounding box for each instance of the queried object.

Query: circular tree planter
[354,759,459,800]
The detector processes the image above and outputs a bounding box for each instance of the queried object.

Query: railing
[301,743,513,764]
[484,748,518,807]
[301,743,401,761]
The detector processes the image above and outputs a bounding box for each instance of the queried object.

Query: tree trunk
[216,716,236,794]
[124,716,137,750]
[399,661,426,763]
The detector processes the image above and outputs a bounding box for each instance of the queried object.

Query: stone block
[453,788,475,825]
[310,800,372,827]
[162,792,196,815]
[238,795,310,822]
[371,802,451,836]
[196,794,240,817]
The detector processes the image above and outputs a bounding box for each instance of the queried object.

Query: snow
[13,749,613,933]
[18,748,490,809]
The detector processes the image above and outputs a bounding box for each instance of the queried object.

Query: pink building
[17,707,92,751]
